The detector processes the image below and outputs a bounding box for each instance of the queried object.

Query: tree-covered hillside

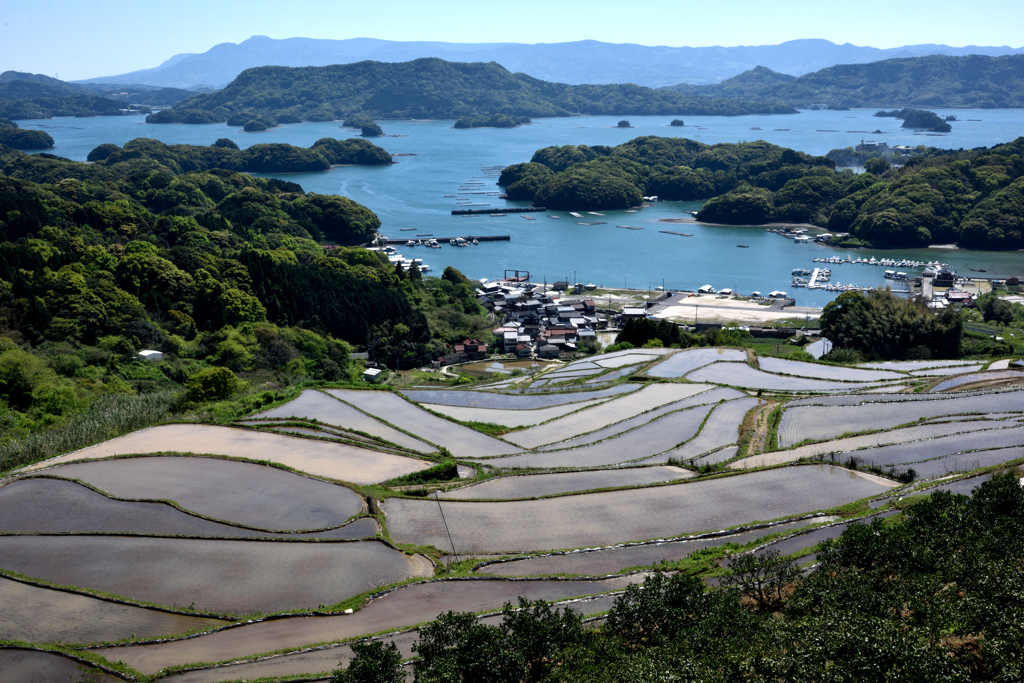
[504,135,1024,249]
[0,71,141,119]
[665,54,1024,109]
[0,119,54,150]
[148,58,798,124]
[0,139,491,472]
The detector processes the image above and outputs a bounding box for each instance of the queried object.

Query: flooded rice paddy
[6,346,1023,680]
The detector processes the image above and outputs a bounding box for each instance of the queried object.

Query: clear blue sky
[2,0,1020,81]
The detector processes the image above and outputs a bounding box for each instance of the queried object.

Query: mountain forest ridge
[77,36,1024,90]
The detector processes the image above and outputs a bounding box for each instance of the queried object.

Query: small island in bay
[0,119,55,149]
[453,114,531,129]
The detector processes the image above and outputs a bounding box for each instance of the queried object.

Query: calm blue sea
[21,110,1024,307]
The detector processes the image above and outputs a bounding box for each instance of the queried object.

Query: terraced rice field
[0,478,378,539]
[537,388,744,452]
[584,365,640,384]
[757,357,904,382]
[0,537,432,614]
[251,390,436,452]
[838,426,1024,468]
[440,466,693,500]
[592,353,658,368]
[732,418,1018,469]
[0,576,227,644]
[543,369,604,381]
[477,404,716,469]
[692,446,740,465]
[778,390,1024,447]
[0,649,120,682]
[666,398,760,461]
[505,384,711,448]
[930,370,1024,392]
[385,465,896,552]
[34,456,363,530]
[478,518,825,577]
[20,424,432,484]
[688,362,854,391]
[911,364,985,376]
[97,576,646,675]
[159,597,623,682]
[893,449,1024,478]
[17,345,1020,678]
[859,360,979,371]
[400,383,638,409]
[645,348,747,378]
[419,399,608,428]
[327,390,520,457]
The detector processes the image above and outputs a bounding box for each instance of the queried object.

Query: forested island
[0,119,54,149]
[664,54,1024,109]
[502,134,1024,249]
[0,137,491,470]
[454,114,532,129]
[146,58,798,124]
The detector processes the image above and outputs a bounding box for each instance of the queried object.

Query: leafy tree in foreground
[820,289,963,360]
[330,640,404,683]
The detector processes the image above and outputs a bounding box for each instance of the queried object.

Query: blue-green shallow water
[22,110,1024,308]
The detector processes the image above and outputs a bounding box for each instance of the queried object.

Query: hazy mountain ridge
[77,36,1024,90]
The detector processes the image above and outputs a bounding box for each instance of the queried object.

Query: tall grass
[0,391,179,474]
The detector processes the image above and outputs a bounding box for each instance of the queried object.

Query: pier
[382,235,511,245]
[808,268,823,288]
[452,207,547,215]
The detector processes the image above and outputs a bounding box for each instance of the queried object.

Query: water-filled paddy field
[0,536,432,614]
[385,465,895,552]
[7,346,1024,680]
[24,423,432,483]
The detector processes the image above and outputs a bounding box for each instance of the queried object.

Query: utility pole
[434,491,458,567]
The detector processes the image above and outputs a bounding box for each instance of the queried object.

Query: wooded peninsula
[502,135,1024,250]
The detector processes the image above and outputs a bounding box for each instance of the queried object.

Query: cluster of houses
[437,279,608,364]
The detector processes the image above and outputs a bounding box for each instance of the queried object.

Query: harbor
[381,234,511,245]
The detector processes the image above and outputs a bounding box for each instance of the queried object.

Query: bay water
[23,109,1024,307]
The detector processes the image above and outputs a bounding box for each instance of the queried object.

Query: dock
[452,207,547,215]
[382,235,511,245]
[659,230,693,237]
[808,268,823,288]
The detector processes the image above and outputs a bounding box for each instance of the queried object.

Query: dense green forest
[503,135,1024,249]
[0,119,54,150]
[454,114,532,129]
[146,58,798,124]
[664,54,1024,109]
[0,71,142,119]
[0,138,491,472]
[332,473,1024,682]
[0,71,199,120]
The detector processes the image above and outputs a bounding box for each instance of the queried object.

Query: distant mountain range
[665,55,1024,108]
[77,36,1024,90]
